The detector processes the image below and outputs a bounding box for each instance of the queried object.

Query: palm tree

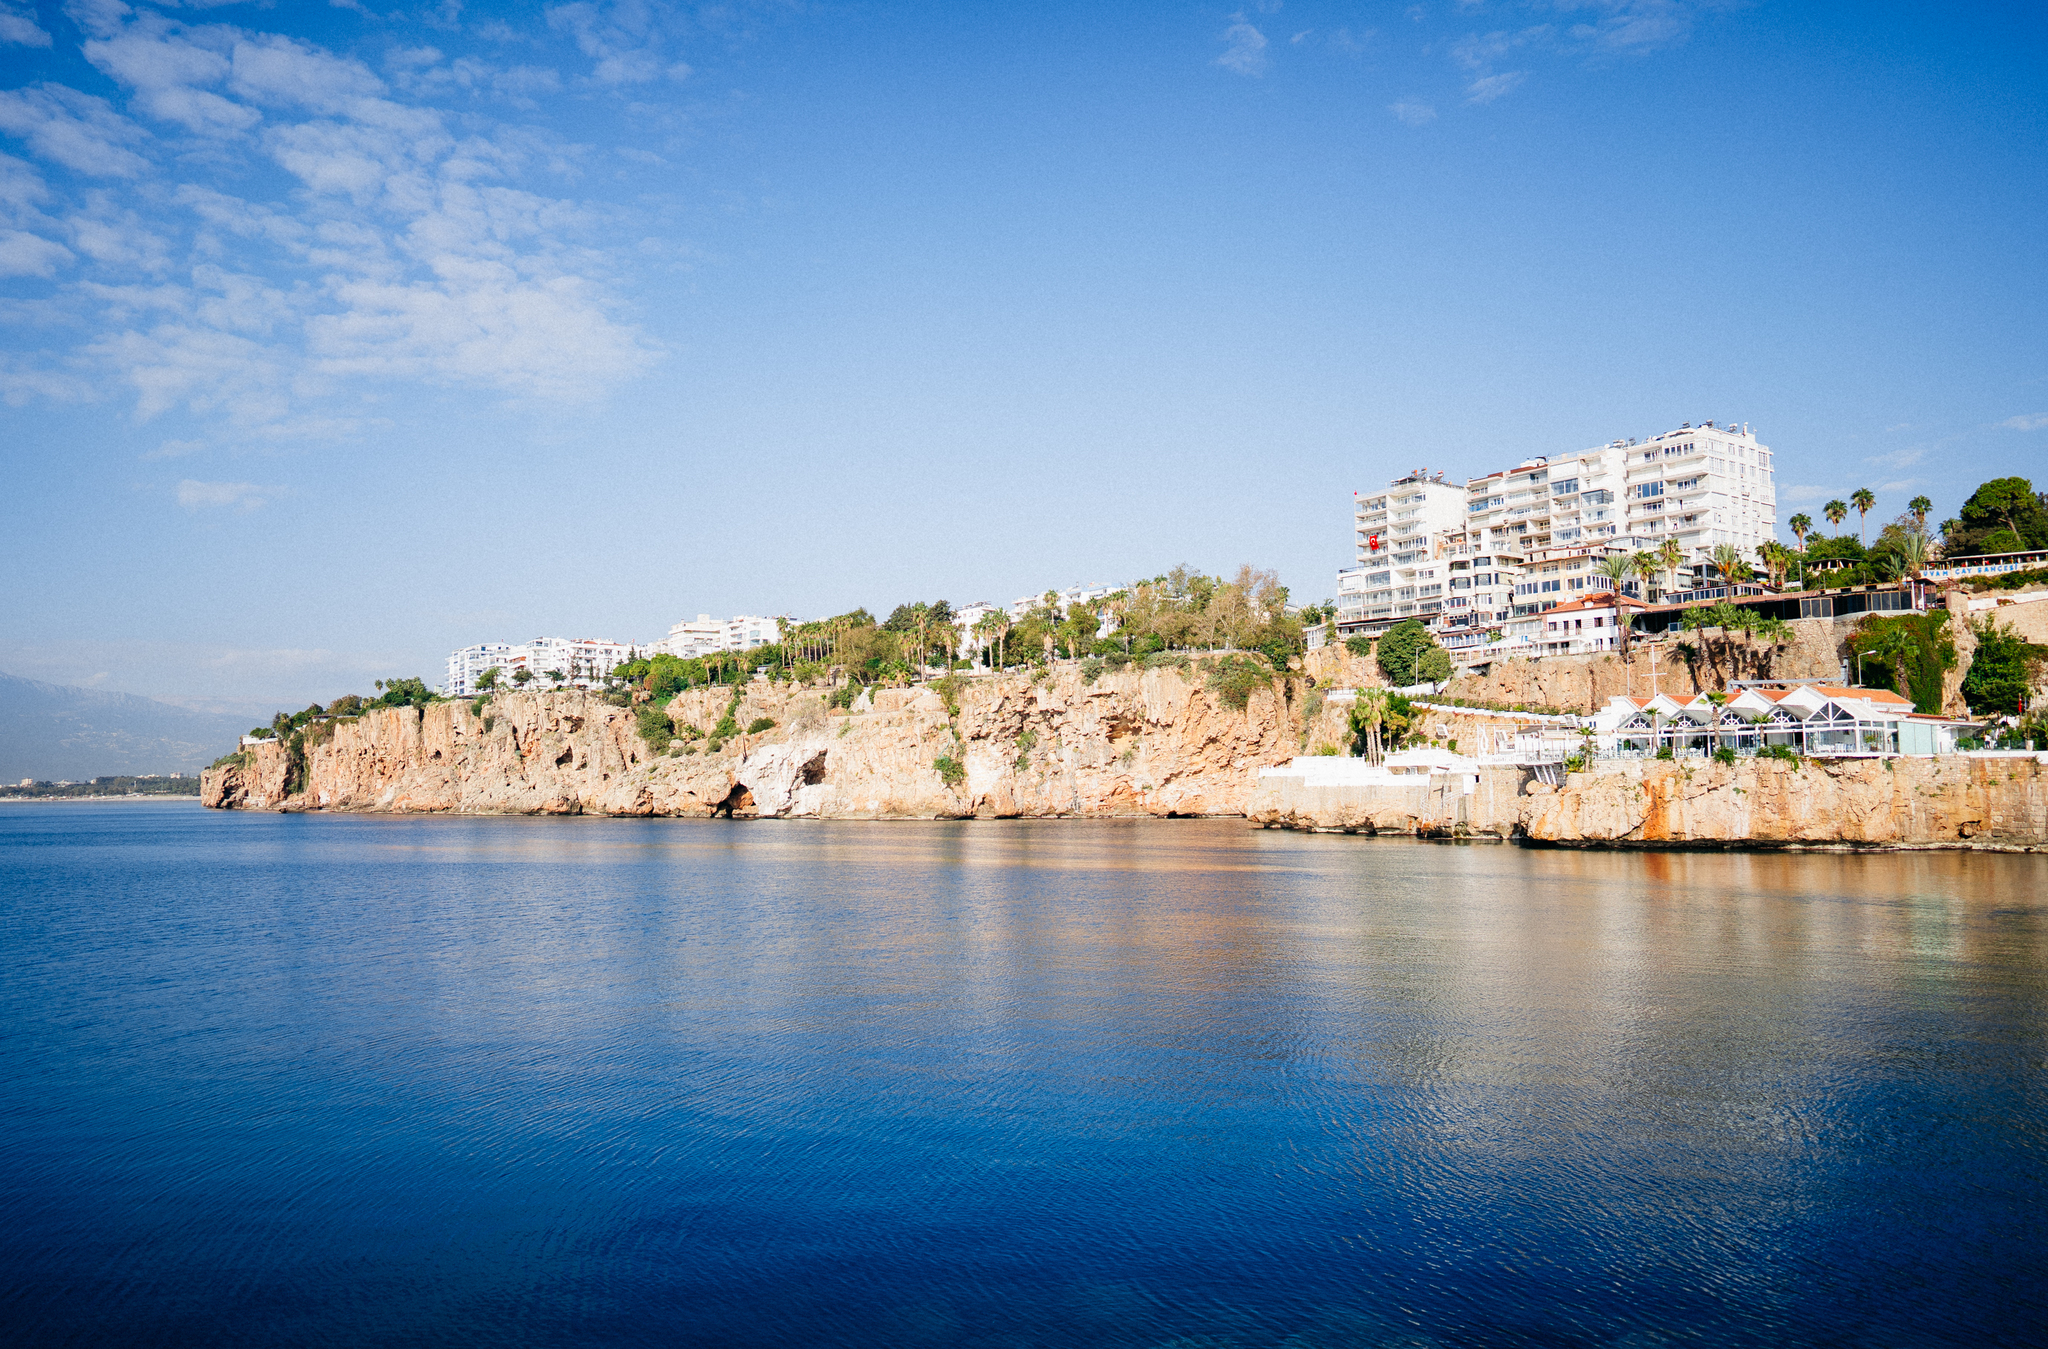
[1754,543,1783,590]
[1593,555,1633,658]
[1896,530,1931,591]
[1350,687,1391,764]
[1851,487,1876,543]
[1629,550,1661,601]
[1909,495,1932,530]
[1657,538,1685,599]
[1824,499,1848,534]
[1710,543,1748,586]
[974,611,1006,669]
[1788,513,1813,551]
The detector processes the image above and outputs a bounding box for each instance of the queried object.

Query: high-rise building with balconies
[1439,420,1776,657]
[1333,469,1467,637]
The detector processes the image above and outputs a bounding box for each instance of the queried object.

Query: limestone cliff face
[202,664,1307,819]
[1521,756,2048,849]
[1249,753,2048,848]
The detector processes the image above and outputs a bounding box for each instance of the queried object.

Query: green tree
[1960,618,2047,716]
[1848,610,1957,714]
[1347,687,1416,764]
[1375,619,1452,686]
[1710,543,1750,584]
[1908,495,1932,530]
[1657,538,1685,598]
[1629,550,1661,600]
[1944,476,2048,557]
[1824,499,1848,533]
[1851,487,1876,543]
[1788,513,1813,551]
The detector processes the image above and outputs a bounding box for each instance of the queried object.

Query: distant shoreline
[0,795,201,804]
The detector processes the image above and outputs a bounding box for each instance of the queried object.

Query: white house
[952,601,1004,655]
[1588,682,1973,758]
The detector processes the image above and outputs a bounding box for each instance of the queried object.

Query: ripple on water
[1,808,2044,1347]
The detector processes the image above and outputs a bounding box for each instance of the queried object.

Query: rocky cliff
[1249,754,2048,849]
[1523,755,2048,849]
[203,663,1308,819]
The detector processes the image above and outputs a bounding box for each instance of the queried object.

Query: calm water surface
[2,805,2044,1346]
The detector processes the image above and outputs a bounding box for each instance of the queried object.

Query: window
[1634,482,1663,498]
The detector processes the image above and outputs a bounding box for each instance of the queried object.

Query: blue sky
[1,0,2044,714]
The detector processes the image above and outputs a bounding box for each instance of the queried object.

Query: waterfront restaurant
[1590,683,1975,758]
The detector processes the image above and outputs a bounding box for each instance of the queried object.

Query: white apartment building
[1439,421,1776,657]
[1620,421,1775,561]
[952,601,1003,655]
[1007,584,1116,621]
[1334,470,1466,636]
[446,642,518,697]
[656,614,782,660]
[444,638,636,695]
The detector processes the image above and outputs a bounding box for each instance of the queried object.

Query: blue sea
[2,804,2043,1346]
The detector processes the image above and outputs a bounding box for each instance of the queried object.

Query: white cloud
[1390,100,1438,125]
[1560,0,1697,54]
[1864,446,1925,469]
[2000,413,2048,431]
[0,84,153,177]
[546,1,689,86]
[1781,484,1833,503]
[84,18,262,138]
[0,228,72,276]
[176,478,283,510]
[1452,25,1549,72]
[1466,70,1526,103]
[144,437,206,458]
[5,5,656,428]
[0,0,51,47]
[1215,20,1270,75]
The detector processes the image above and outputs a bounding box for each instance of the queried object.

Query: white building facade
[446,642,518,697]
[1007,584,1116,621]
[444,638,636,695]
[1334,470,1466,637]
[1437,421,1776,658]
[655,614,782,659]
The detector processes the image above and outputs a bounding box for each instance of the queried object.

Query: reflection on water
[1,807,2043,1347]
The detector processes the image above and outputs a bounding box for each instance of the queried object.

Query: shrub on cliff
[1848,611,1956,713]
[371,677,438,709]
[634,704,674,750]
[1961,619,2048,716]
[933,755,966,787]
[746,717,776,735]
[1205,654,1272,711]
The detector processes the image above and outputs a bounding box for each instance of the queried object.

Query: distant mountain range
[0,673,254,783]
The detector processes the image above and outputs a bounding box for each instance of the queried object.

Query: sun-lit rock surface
[202,663,1308,819]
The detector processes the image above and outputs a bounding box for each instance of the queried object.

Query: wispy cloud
[1558,0,1700,55]
[2000,413,2048,431]
[1466,71,1526,103]
[0,84,152,177]
[0,0,50,48]
[1864,446,1926,470]
[546,1,693,85]
[1215,18,1270,76]
[1390,100,1438,126]
[1781,484,1834,504]
[176,478,285,510]
[0,3,659,438]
